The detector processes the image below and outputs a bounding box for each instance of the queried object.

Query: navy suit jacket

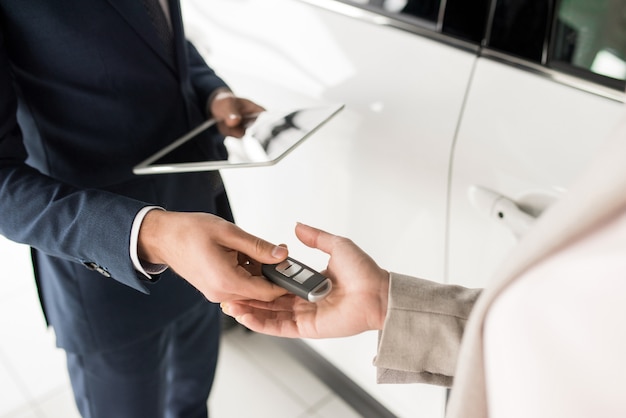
[0,0,232,353]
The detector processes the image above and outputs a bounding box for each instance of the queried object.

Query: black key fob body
[262,257,332,302]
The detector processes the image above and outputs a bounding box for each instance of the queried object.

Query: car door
[447,0,625,290]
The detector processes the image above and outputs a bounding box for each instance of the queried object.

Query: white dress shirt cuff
[130,206,169,279]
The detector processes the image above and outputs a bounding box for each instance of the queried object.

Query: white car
[182,0,625,416]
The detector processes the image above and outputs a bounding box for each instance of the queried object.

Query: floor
[0,236,361,418]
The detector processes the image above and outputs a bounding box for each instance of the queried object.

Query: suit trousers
[66,301,220,418]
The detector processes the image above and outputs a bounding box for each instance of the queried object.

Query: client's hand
[221,223,390,338]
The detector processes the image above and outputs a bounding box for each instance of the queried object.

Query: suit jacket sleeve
[374,273,482,386]
[186,40,230,111]
[0,36,151,294]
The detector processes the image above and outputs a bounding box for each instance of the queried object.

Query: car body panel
[181,0,625,416]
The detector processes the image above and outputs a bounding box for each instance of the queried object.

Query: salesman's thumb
[245,238,288,264]
[269,244,288,260]
[210,92,241,126]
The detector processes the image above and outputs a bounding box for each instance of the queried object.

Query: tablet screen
[133,104,343,175]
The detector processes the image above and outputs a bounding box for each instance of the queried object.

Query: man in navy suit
[0,1,288,416]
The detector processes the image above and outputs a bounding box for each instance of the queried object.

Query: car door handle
[468,185,537,239]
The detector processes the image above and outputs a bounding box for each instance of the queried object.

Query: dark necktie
[141,0,175,63]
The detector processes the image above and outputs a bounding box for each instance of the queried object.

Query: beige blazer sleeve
[374,273,481,386]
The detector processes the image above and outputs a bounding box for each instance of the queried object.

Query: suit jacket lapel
[447,111,626,418]
[106,0,177,70]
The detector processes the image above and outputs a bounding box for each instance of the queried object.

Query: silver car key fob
[262,257,332,302]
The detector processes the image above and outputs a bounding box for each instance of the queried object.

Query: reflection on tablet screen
[133,104,344,174]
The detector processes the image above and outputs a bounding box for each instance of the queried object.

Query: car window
[441,0,491,43]
[550,0,626,89]
[346,0,441,22]
[339,0,490,43]
[331,0,624,93]
[487,0,550,62]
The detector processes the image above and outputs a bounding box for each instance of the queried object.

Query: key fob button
[293,269,314,284]
[276,260,302,277]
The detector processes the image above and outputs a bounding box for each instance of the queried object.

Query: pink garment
[484,210,626,417]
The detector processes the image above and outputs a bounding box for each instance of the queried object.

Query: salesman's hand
[221,223,390,338]
[137,210,289,302]
[208,90,265,138]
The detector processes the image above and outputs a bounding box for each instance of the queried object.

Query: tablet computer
[133,103,344,175]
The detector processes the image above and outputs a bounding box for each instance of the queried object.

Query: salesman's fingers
[230,98,265,124]
[210,91,238,120]
[238,252,263,276]
[218,222,288,265]
[228,270,290,302]
[218,99,264,137]
[212,96,265,133]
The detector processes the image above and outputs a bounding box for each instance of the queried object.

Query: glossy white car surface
[182,0,625,416]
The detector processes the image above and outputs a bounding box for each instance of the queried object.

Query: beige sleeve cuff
[374,273,481,387]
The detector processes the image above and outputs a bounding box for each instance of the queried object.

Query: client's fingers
[221,300,301,337]
[295,223,337,254]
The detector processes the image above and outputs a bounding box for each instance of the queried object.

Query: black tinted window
[394,0,440,22]
[374,0,440,22]
[341,0,490,44]
[343,0,441,23]
[442,0,491,43]
[488,0,551,62]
